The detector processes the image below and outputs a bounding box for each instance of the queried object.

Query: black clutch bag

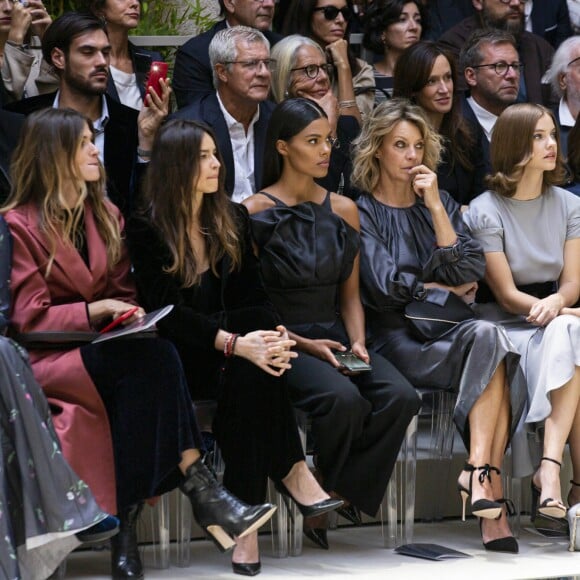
[404,287,475,342]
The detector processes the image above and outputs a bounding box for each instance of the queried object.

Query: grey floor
[63,519,580,580]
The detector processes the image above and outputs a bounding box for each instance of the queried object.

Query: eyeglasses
[470,61,523,75]
[290,63,334,79]
[221,59,277,72]
[312,5,351,21]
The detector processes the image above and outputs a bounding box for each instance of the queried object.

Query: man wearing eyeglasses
[439,0,554,106]
[173,0,282,108]
[543,36,580,157]
[173,26,275,203]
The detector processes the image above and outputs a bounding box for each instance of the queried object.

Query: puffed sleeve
[358,195,424,310]
[564,187,580,240]
[463,192,505,253]
[0,216,11,333]
[421,192,485,284]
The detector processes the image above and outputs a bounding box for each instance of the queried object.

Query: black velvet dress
[126,204,305,505]
[356,191,527,446]
[249,192,421,516]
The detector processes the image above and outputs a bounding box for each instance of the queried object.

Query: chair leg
[150,494,171,569]
[175,490,192,567]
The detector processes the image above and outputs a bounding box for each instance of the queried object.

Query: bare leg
[178,448,201,474]
[457,363,506,507]
[282,460,331,505]
[482,379,513,542]
[232,532,259,565]
[565,371,580,505]
[534,368,580,507]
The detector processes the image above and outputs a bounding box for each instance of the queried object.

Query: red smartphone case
[145,61,168,103]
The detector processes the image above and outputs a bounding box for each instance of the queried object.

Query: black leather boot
[180,459,276,552]
[111,502,144,579]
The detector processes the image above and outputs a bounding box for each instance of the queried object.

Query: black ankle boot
[180,459,276,553]
[111,502,144,579]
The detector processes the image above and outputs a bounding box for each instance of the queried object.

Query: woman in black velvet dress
[244,97,421,549]
[352,98,527,552]
[126,118,341,576]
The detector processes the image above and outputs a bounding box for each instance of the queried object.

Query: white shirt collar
[466,96,498,141]
[216,91,260,132]
[559,98,576,128]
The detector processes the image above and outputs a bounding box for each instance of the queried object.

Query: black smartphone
[334,351,372,372]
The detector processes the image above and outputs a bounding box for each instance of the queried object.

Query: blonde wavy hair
[2,108,122,277]
[351,98,442,193]
[487,103,567,197]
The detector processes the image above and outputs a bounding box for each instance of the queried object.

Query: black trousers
[286,349,421,516]
[81,336,202,511]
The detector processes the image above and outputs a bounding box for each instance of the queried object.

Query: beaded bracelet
[338,100,357,109]
[224,333,240,358]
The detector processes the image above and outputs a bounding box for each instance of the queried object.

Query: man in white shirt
[460,29,521,142]
[544,35,580,157]
[173,26,275,202]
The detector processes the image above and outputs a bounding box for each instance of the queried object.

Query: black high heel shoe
[531,457,567,520]
[457,463,502,521]
[181,459,277,553]
[232,562,261,576]
[274,481,343,519]
[336,504,362,526]
[479,499,518,554]
[303,525,329,550]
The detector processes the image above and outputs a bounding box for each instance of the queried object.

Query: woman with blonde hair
[353,98,526,551]
[464,103,580,537]
[270,34,360,198]
[2,108,276,579]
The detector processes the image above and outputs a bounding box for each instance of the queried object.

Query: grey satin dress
[357,191,527,449]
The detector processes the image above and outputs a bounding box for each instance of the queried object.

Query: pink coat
[5,201,137,514]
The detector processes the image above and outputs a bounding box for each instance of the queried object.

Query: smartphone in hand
[100,306,139,334]
[334,351,372,372]
[144,61,168,104]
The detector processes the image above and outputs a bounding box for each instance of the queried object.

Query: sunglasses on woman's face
[312,5,351,20]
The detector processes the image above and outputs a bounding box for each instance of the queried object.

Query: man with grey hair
[460,29,520,141]
[173,0,281,108]
[543,35,580,156]
[439,0,554,105]
[173,26,275,202]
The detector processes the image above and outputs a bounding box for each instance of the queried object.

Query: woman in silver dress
[464,103,580,534]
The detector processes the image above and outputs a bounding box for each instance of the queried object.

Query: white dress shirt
[467,96,498,141]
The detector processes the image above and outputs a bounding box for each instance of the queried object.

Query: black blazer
[439,16,555,105]
[531,0,572,48]
[0,110,23,205]
[460,94,491,172]
[172,92,275,197]
[6,93,139,216]
[172,21,283,109]
[107,42,164,103]
[553,103,572,159]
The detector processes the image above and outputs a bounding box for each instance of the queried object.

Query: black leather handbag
[404,287,475,342]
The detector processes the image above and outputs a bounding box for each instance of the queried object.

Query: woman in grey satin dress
[464,103,580,534]
[352,99,527,552]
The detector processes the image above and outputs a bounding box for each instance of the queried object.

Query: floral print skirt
[0,338,106,580]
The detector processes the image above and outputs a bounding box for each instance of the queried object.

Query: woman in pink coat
[2,108,276,579]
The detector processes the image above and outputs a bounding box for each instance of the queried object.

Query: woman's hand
[28,0,51,39]
[87,299,144,326]
[409,165,442,210]
[350,340,369,364]
[138,77,171,152]
[302,91,339,135]
[561,307,580,317]
[527,293,564,326]
[234,328,297,377]
[301,337,346,368]
[326,39,350,71]
[7,1,32,45]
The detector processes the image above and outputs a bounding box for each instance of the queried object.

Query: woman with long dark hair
[126,118,342,576]
[2,108,276,579]
[244,97,421,550]
[393,41,486,205]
